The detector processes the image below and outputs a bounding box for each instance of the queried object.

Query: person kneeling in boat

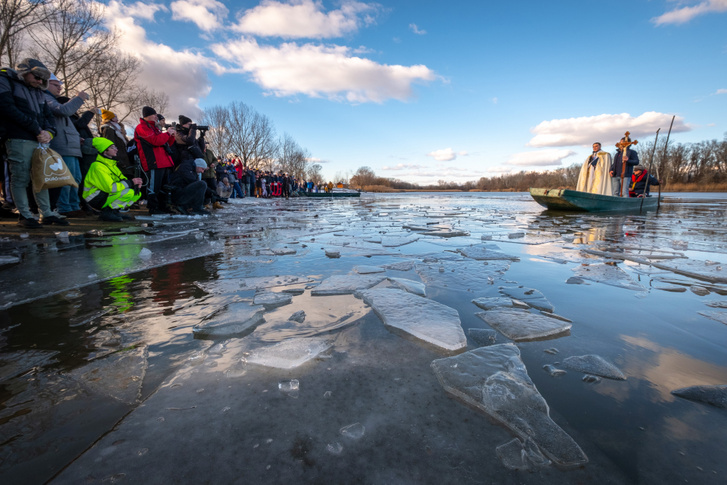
[628,165,660,198]
[576,142,613,195]
[83,137,142,222]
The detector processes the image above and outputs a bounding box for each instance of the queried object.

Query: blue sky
[102,0,727,184]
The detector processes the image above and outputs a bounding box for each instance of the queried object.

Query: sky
[99,0,727,184]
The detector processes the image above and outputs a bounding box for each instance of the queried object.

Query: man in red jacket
[134,106,175,214]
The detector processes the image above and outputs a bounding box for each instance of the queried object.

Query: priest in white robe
[576,142,613,195]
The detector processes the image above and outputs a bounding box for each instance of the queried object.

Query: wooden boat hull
[529,188,659,212]
[299,191,360,198]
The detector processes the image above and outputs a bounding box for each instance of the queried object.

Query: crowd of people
[0,57,328,228]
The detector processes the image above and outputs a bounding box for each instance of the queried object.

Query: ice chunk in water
[67,346,148,404]
[245,337,332,369]
[354,265,385,274]
[571,264,646,291]
[672,385,727,409]
[468,328,497,347]
[311,274,386,296]
[476,309,571,341]
[472,297,527,311]
[357,288,466,352]
[698,310,727,325]
[416,260,510,292]
[543,364,566,377]
[431,344,588,467]
[288,310,306,323]
[561,354,626,380]
[278,379,300,398]
[192,303,265,339]
[496,437,551,470]
[649,258,726,284]
[253,291,293,309]
[380,236,419,247]
[387,277,426,296]
[705,300,727,309]
[340,422,365,440]
[325,250,341,258]
[383,260,417,271]
[499,287,554,312]
[458,243,520,261]
[138,248,152,259]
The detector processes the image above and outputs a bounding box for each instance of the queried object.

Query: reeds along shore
[358,183,727,193]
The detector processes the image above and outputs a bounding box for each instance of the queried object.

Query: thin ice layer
[387,277,426,296]
[244,337,332,369]
[672,385,727,409]
[458,243,520,261]
[431,343,588,467]
[561,354,626,380]
[499,287,554,312]
[253,291,293,309]
[476,309,571,341]
[192,303,265,339]
[416,260,510,292]
[357,288,466,352]
[698,310,727,325]
[311,274,386,296]
[571,264,646,291]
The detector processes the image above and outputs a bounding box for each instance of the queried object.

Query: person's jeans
[5,139,53,218]
[232,181,243,198]
[56,156,82,212]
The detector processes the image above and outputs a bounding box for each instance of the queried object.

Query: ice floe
[431,343,588,468]
[387,277,426,296]
[192,303,265,339]
[472,297,529,311]
[253,291,293,309]
[496,437,551,470]
[570,263,646,291]
[698,310,727,325]
[499,287,555,312]
[66,346,148,404]
[561,354,626,380]
[416,260,510,292]
[475,309,571,341]
[354,265,386,274]
[672,385,727,409]
[357,288,467,352]
[244,337,332,369]
[311,274,386,296]
[458,243,520,262]
[650,259,726,284]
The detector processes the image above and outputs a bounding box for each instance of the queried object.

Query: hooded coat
[0,65,56,141]
[83,137,140,209]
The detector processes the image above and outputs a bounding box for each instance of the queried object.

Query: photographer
[133,106,175,214]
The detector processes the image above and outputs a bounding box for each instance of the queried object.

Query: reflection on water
[1,192,726,484]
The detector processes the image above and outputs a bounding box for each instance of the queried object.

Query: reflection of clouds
[619,334,727,403]
[663,416,704,442]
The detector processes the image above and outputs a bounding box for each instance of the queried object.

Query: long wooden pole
[658,116,676,209]
[640,128,660,212]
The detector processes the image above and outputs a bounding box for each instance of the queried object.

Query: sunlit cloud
[427,148,463,161]
[715,88,727,95]
[170,0,229,32]
[507,149,576,167]
[527,112,690,148]
[212,37,435,103]
[409,23,426,35]
[381,163,426,170]
[652,0,727,25]
[234,0,379,38]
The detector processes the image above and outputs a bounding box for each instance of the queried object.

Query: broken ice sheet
[475,309,571,342]
[705,300,727,309]
[244,337,332,369]
[66,346,148,405]
[354,265,386,274]
[431,343,588,468]
[496,437,551,470]
[196,275,313,295]
[671,385,727,409]
[472,297,528,311]
[698,310,727,325]
[458,243,520,262]
[416,259,510,292]
[0,350,59,382]
[252,291,293,309]
[387,277,426,296]
[192,303,265,339]
[383,260,418,272]
[311,274,386,296]
[357,288,466,352]
[561,354,626,380]
[499,287,554,313]
[571,263,646,291]
[649,258,726,284]
[380,235,419,247]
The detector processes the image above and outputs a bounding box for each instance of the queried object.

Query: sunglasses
[31,73,45,81]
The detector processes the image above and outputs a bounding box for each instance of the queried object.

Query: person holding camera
[133,106,175,214]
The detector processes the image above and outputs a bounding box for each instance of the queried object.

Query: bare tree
[200,105,232,158]
[350,166,376,188]
[0,0,49,66]
[277,133,309,178]
[307,163,323,185]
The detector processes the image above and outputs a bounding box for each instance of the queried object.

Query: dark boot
[100,207,123,222]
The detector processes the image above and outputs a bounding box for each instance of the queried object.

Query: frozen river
[1,192,726,484]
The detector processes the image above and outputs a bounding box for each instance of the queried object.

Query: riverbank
[356,184,727,193]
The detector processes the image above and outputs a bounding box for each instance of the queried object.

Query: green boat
[529,188,660,212]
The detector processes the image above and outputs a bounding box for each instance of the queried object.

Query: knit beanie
[194,158,207,169]
[92,137,115,155]
[142,106,156,118]
[179,115,192,126]
[101,109,116,123]
[15,58,51,89]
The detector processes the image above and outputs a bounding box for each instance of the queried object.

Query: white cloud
[653,0,727,25]
[381,163,426,170]
[527,112,690,148]
[506,149,576,167]
[171,0,228,31]
[427,148,456,161]
[103,1,223,118]
[235,0,378,38]
[715,88,727,94]
[492,97,498,104]
[211,37,436,103]
[409,23,426,35]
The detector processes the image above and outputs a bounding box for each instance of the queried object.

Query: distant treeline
[350,135,727,192]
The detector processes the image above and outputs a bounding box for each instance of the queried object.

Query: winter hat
[179,115,192,126]
[92,137,115,155]
[142,106,156,118]
[15,58,51,89]
[194,158,207,169]
[49,73,62,84]
[633,165,645,171]
[101,109,116,122]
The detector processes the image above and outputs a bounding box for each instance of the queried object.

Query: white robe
[576,151,613,195]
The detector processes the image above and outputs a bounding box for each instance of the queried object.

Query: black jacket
[0,68,56,141]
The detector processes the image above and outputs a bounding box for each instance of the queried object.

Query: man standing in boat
[576,142,613,195]
[610,136,639,197]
